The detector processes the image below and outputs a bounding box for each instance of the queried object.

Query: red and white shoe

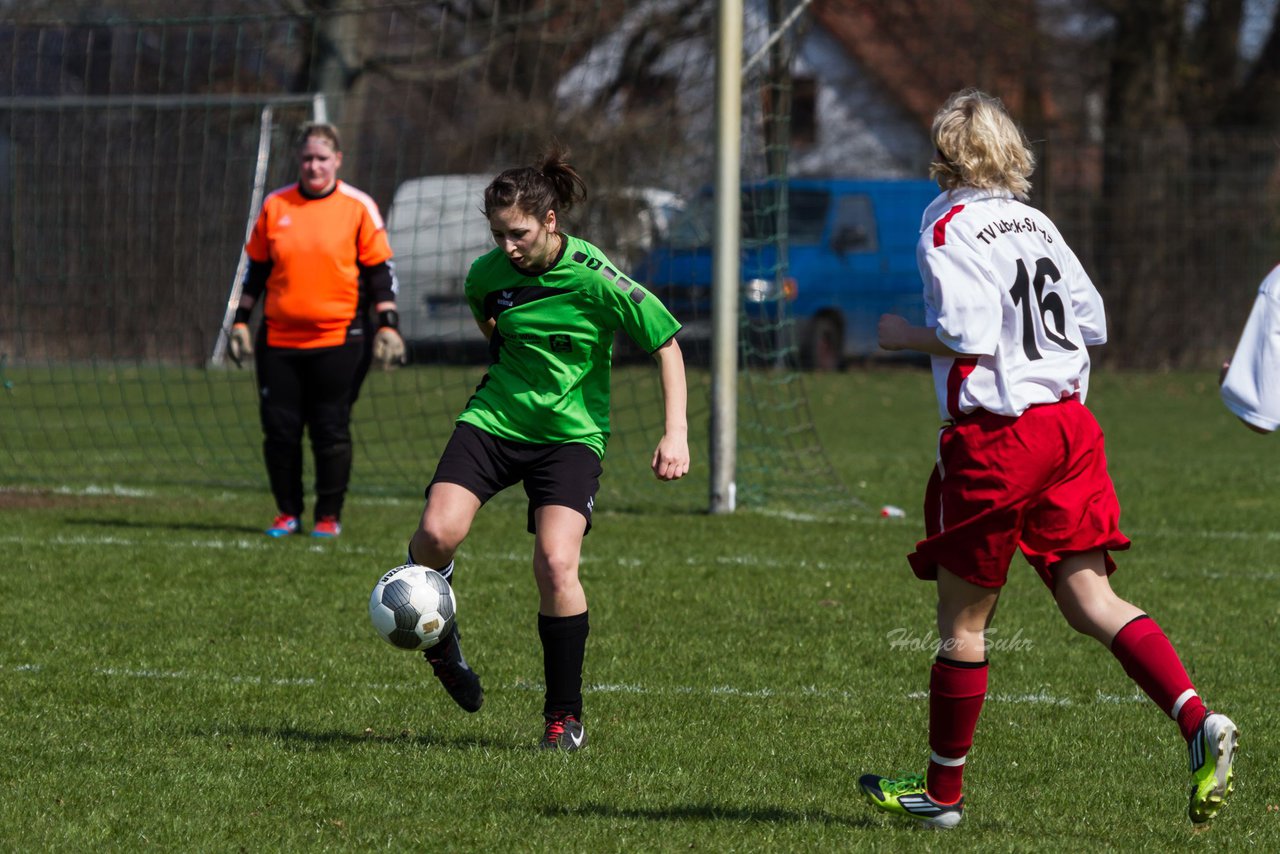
[266,514,300,537]
[311,516,342,538]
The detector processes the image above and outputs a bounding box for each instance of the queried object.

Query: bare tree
[1079,0,1280,366]
[809,0,1280,366]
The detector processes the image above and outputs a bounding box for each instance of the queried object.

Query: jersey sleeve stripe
[946,356,979,419]
[265,183,298,203]
[337,182,386,229]
[933,204,966,248]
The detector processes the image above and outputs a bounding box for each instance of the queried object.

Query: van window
[385,174,493,299]
[830,194,877,253]
[784,190,830,244]
[743,188,828,245]
[572,188,682,271]
[667,193,715,248]
[666,187,831,249]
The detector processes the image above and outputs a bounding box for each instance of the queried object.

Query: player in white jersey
[857,89,1236,829]
[1221,264,1280,432]
[909,177,1106,421]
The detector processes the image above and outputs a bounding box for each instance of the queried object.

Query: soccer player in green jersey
[405,147,690,750]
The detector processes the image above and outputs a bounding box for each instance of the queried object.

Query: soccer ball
[368,565,456,651]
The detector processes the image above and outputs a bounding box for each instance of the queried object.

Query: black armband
[241,259,271,300]
[377,309,399,330]
[233,306,252,325]
[361,261,397,305]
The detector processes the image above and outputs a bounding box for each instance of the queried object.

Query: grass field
[1,367,1277,850]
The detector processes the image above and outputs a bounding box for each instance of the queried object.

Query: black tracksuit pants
[254,336,370,521]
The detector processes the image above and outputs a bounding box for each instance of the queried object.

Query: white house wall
[555,0,932,182]
[789,22,932,177]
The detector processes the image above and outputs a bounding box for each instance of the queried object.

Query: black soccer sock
[405,546,454,586]
[539,611,589,719]
[434,560,455,585]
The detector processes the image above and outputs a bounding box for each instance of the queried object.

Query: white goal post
[209,93,328,367]
[0,5,852,517]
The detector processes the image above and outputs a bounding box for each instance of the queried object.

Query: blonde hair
[930,89,1034,200]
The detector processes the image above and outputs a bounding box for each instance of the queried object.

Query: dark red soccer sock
[926,657,988,805]
[538,611,590,719]
[1110,615,1206,741]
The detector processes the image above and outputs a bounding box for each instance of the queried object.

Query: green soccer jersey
[458,234,682,458]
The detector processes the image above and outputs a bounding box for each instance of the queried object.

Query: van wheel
[802,315,843,371]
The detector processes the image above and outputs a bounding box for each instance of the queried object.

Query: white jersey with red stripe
[1221,263,1280,432]
[917,187,1107,420]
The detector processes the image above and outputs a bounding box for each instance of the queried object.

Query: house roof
[810,0,1054,131]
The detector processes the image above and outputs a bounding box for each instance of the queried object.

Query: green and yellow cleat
[1188,712,1237,824]
[858,773,963,829]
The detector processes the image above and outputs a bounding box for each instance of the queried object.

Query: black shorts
[429,422,603,534]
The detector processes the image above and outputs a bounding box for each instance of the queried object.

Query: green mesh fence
[0,2,852,515]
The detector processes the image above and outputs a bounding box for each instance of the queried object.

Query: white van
[385,174,683,358]
[384,174,493,351]
[573,186,684,272]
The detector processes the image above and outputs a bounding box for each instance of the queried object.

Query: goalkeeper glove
[373,326,406,369]
[228,323,253,367]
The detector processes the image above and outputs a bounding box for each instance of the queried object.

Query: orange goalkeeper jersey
[246,181,393,349]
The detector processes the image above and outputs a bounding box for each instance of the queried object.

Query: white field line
[0,533,390,556]
[0,534,844,571]
[10,485,1280,541]
[2,662,1146,707]
[52,484,155,497]
[906,689,1087,706]
[1,484,412,503]
[3,531,1278,580]
[11,483,1280,525]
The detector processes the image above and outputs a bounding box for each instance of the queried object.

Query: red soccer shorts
[907,397,1131,590]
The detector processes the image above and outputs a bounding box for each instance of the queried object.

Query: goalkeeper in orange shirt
[227,122,404,538]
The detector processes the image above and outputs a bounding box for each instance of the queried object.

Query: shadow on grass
[541,801,877,829]
[199,723,511,752]
[64,516,262,535]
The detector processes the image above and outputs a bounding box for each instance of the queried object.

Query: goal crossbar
[0,94,321,110]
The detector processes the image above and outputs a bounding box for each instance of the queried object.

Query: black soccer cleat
[539,712,587,751]
[423,625,483,713]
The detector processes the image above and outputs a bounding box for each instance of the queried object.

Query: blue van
[632,177,939,369]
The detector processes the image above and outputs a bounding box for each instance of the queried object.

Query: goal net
[0,2,850,515]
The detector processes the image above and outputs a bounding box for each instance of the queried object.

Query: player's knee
[312,439,351,459]
[936,625,987,660]
[260,406,303,440]
[533,550,580,591]
[414,519,464,562]
[1057,597,1109,641]
[1059,603,1091,636]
